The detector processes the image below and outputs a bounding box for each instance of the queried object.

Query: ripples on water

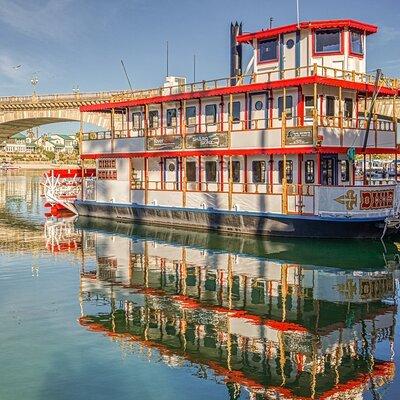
[1,171,400,400]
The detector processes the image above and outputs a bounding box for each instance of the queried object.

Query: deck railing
[131,180,315,196]
[82,114,395,142]
[85,64,399,103]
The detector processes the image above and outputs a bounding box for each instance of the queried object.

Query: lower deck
[82,153,397,218]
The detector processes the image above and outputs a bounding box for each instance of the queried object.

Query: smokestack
[230,22,243,82]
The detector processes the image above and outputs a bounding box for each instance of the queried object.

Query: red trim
[179,100,183,135]
[198,98,202,133]
[219,96,224,131]
[319,95,323,124]
[219,155,224,191]
[82,146,399,160]
[297,86,304,126]
[312,28,345,57]
[80,76,398,113]
[269,92,273,128]
[45,168,96,178]
[160,102,163,131]
[198,155,201,190]
[298,154,303,184]
[237,19,377,44]
[243,154,248,191]
[244,93,248,129]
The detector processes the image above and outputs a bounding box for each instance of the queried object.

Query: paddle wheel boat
[73,18,400,238]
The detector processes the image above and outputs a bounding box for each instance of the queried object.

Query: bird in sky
[13,65,22,69]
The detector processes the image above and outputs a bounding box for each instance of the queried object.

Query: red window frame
[312,28,344,56]
[348,29,364,58]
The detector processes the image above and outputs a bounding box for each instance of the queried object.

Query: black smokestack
[230,22,243,82]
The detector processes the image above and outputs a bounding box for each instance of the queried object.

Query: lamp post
[30,74,38,96]
[73,85,80,96]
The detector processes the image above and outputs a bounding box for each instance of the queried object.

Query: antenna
[166,41,169,77]
[269,17,274,29]
[296,0,300,28]
[120,60,133,92]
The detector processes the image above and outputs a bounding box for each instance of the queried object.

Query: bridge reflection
[76,218,398,400]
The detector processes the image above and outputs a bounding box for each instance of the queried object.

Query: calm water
[1,171,400,399]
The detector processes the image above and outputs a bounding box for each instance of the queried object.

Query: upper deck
[80,19,400,158]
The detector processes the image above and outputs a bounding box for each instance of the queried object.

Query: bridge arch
[0,109,111,139]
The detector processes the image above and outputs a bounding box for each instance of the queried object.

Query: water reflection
[75,218,398,399]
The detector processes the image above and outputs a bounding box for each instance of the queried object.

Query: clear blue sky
[0,0,399,132]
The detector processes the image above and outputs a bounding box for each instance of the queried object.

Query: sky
[0,0,399,133]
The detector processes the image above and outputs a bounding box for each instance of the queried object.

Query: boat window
[305,160,315,183]
[186,161,197,182]
[341,160,349,182]
[228,160,241,183]
[326,96,335,117]
[252,160,266,183]
[205,104,217,124]
[278,96,293,119]
[278,160,293,183]
[259,37,278,62]
[344,98,353,118]
[350,31,364,55]
[305,96,314,118]
[255,100,263,111]
[186,106,196,126]
[315,29,341,54]
[149,110,159,128]
[166,108,177,127]
[132,112,142,129]
[205,161,217,182]
[228,101,241,123]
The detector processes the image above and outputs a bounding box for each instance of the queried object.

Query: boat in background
[42,168,96,214]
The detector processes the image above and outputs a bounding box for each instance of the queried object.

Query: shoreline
[4,162,80,170]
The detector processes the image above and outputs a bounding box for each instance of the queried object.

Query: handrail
[82,114,395,141]
[2,64,398,107]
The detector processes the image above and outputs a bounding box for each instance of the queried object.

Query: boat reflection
[76,218,397,399]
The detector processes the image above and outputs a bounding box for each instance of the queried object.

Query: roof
[10,132,27,140]
[51,134,75,140]
[236,19,378,43]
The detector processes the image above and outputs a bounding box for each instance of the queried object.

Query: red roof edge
[237,19,378,43]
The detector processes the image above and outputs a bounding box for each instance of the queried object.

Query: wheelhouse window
[315,29,341,54]
[326,96,335,117]
[278,160,293,184]
[350,31,364,55]
[186,106,196,126]
[278,96,293,119]
[252,160,266,183]
[344,98,353,118]
[186,161,197,182]
[228,160,241,183]
[205,104,217,124]
[259,38,278,62]
[132,112,142,129]
[166,108,177,127]
[305,160,315,184]
[305,96,314,118]
[228,101,241,123]
[205,161,217,182]
[340,160,349,182]
[149,110,159,128]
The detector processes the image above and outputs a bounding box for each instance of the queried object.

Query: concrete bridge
[0,90,127,139]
